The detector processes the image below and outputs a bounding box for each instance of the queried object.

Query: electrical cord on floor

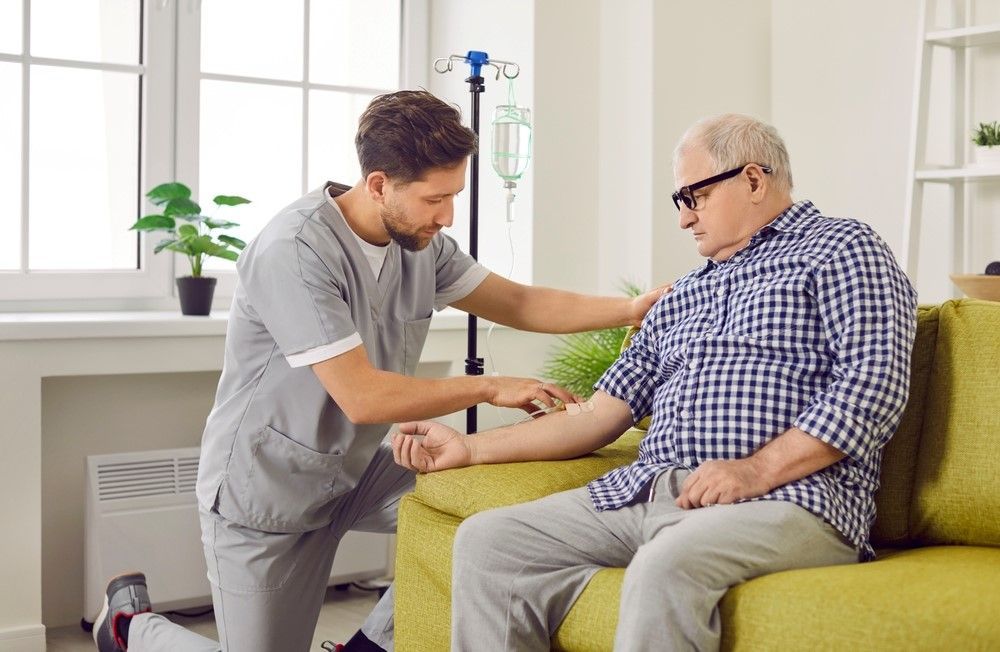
[164,607,215,618]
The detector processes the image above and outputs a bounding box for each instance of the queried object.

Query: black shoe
[93,572,152,651]
[325,630,386,651]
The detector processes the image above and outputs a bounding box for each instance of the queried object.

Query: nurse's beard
[380,203,430,252]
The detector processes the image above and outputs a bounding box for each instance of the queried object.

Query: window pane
[0,63,20,270]
[29,66,139,270]
[308,90,371,189]
[200,79,301,271]
[310,0,399,89]
[201,0,303,81]
[0,0,21,54]
[31,0,140,65]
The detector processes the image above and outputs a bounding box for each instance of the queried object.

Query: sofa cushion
[911,299,1000,547]
[552,568,624,652]
[547,546,1000,651]
[870,305,939,547]
[395,496,461,652]
[720,546,1000,650]
[411,430,644,519]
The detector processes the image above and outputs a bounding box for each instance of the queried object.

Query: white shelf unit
[902,1,1000,281]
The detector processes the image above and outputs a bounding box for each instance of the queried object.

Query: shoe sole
[92,594,110,648]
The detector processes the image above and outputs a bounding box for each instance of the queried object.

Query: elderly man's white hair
[674,114,793,193]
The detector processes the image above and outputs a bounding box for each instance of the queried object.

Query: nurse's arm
[451,273,669,333]
[311,345,575,425]
[393,390,635,472]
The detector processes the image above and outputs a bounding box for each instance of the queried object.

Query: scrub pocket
[218,425,345,532]
[403,316,432,375]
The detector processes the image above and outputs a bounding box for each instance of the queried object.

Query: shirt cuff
[434,264,491,310]
[285,333,363,368]
[794,401,876,461]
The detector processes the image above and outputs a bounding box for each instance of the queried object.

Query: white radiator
[84,447,392,619]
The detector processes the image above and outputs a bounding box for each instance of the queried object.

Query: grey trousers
[127,444,414,652]
[451,469,858,651]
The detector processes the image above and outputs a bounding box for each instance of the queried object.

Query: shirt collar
[693,200,821,276]
[760,200,821,235]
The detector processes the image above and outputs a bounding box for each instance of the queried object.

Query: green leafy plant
[972,121,1000,148]
[129,182,250,277]
[540,282,644,397]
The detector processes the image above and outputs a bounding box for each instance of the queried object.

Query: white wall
[532,0,602,292]
[772,0,1000,302]
[651,1,773,286]
[534,0,773,294]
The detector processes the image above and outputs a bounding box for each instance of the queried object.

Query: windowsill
[0,307,484,341]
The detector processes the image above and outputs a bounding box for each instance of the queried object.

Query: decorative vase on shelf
[973,145,1000,167]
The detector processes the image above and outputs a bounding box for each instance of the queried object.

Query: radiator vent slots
[95,454,200,501]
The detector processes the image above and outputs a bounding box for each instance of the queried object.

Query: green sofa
[395,299,1000,650]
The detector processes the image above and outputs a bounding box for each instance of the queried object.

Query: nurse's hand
[392,421,470,473]
[628,283,673,327]
[488,377,581,415]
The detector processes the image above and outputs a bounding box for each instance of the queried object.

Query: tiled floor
[45,586,380,651]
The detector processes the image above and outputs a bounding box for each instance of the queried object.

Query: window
[178,0,403,280]
[1,0,416,308]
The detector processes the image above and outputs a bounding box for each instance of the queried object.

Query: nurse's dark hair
[356,90,478,184]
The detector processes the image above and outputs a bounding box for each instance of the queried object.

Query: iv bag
[491,105,532,182]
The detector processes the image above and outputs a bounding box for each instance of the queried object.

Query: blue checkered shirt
[591,201,917,561]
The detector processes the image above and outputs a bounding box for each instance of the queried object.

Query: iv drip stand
[433,51,520,435]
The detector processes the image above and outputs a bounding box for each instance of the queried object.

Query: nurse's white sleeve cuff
[434,264,491,310]
[285,333,363,368]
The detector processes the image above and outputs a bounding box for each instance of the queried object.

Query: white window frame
[0,0,427,312]
[0,0,175,309]
[174,0,426,302]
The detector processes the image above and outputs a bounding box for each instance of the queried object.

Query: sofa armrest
[411,429,644,519]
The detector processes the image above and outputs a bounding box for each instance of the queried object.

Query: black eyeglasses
[671,164,772,211]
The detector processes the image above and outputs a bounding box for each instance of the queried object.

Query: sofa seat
[549,546,1000,651]
[718,545,1000,650]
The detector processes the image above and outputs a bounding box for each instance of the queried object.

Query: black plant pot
[176,276,217,316]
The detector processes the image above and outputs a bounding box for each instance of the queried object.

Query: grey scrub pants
[126,444,414,652]
[451,468,858,651]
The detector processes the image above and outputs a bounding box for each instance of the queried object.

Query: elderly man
[391,114,918,650]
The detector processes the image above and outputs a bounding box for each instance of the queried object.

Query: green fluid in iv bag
[491,105,532,182]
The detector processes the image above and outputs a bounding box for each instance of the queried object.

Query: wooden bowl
[950,274,1000,301]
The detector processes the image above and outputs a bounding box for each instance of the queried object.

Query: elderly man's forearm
[748,427,846,490]
[469,392,634,464]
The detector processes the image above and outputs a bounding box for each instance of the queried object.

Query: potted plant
[540,283,643,397]
[971,121,1000,166]
[129,182,250,315]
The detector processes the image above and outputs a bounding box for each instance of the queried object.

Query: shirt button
[688,361,698,370]
[716,288,725,297]
[679,409,691,419]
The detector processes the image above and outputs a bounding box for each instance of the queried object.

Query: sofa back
[873,299,1000,549]
[870,306,938,546]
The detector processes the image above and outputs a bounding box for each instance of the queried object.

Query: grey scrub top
[196,182,489,533]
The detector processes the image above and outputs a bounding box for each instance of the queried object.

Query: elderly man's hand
[675,458,772,509]
[628,283,673,328]
[392,421,472,473]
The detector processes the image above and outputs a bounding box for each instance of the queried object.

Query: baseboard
[0,625,45,652]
